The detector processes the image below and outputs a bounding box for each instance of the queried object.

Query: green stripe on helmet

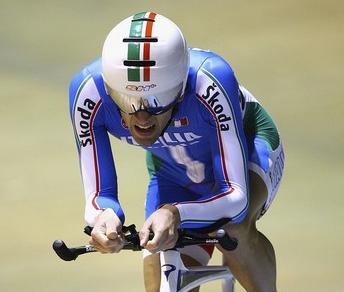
[127,12,147,81]
[129,19,144,37]
[127,43,140,81]
[128,68,140,81]
[128,43,140,60]
[133,11,146,20]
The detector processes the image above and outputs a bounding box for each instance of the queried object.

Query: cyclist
[69,12,284,292]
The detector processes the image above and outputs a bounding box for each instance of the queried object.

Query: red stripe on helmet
[143,43,151,81]
[143,12,157,81]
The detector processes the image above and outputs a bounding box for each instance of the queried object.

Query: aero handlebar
[52,224,238,261]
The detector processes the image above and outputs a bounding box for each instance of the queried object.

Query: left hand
[89,208,124,253]
[139,205,181,253]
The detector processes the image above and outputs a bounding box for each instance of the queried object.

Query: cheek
[120,114,131,128]
[158,113,172,128]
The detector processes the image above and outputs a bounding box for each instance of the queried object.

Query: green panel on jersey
[243,102,280,150]
[146,151,164,178]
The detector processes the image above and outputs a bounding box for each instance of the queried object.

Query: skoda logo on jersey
[201,82,232,131]
[126,84,157,92]
[161,264,177,281]
[77,98,97,147]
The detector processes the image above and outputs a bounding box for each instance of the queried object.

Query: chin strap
[160,101,181,136]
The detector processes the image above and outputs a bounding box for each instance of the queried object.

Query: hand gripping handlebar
[53,224,238,261]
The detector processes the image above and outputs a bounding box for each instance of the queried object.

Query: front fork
[159,250,235,292]
[160,249,185,292]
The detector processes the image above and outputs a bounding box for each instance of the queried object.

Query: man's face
[120,109,173,146]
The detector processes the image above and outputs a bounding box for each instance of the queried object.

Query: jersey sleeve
[69,69,124,226]
[175,55,249,228]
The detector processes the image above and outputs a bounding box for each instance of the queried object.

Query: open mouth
[134,124,156,136]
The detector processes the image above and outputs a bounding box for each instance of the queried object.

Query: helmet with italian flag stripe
[102,12,189,114]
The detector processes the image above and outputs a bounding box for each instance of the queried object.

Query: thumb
[105,219,121,240]
[139,222,151,246]
[107,230,118,240]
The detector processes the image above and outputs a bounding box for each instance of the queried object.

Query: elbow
[225,186,249,223]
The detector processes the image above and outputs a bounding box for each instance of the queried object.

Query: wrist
[161,204,181,225]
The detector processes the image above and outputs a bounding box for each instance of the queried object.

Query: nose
[134,110,152,123]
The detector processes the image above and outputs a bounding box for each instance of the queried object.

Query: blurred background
[1,0,343,291]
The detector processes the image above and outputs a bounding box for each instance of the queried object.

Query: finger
[140,218,153,246]
[91,230,110,247]
[112,237,125,253]
[90,236,123,253]
[146,230,165,252]
[139,227,151,247]
[92,229,122,250]
[164,234,178,250]
[106,230,119,241]
[105,219,121,240]
[89,238,109,254]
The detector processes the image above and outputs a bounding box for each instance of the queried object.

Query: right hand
[89,208,124,253]
[139,205,180,253]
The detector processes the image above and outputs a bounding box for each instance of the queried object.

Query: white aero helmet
[102,12,189,114]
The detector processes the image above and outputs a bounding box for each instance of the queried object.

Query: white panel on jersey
[196,69,247,190]
[176,69,248,223]
[72,76,103,225]
[169,145,205,183]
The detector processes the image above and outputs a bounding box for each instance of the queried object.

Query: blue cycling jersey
[69,48,250,228]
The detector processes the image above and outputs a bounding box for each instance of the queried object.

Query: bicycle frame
[53,224,237,291]
[160,249,235,292]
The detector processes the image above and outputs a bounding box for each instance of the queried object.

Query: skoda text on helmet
[102,12,189,115]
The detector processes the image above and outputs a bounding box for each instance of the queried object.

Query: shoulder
[185,50,241,131]
[196,50,237,93]
[69,59,107,141]
[188,48,236,77]
[69,58,112,118]
[69,58,106,108]
[187,49,239,99]
[69,58,100,92]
